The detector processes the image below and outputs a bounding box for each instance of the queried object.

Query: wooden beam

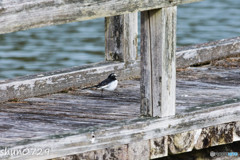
[105,12,138,62]
[140,10,152,116]
[0,0,203,34]
[5,103,240,160]
[161,7,177,117]
[140,7,177,117]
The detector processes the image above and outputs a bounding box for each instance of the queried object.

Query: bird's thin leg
[114,90,119,96]
[101,89,103,97]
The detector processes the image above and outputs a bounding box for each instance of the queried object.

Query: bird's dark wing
[82,76,115,90]
[95,78,114,88]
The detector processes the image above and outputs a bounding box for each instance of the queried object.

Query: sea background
[0,0,239,79]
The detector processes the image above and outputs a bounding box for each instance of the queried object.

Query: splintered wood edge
[5,103,240,160]
[0,36,239,102]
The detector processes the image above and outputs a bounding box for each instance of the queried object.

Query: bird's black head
[108,73,117,80]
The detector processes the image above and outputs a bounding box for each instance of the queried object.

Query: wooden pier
[0,0,240,159]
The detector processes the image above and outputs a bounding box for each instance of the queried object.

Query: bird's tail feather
[82,85,97,90]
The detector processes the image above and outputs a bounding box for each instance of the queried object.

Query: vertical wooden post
[105,12,138,62]
[140,7,177,117]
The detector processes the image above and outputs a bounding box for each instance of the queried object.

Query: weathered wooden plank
[140,7,176,117]
[122,13,138,62]
[0,61,140,102]
[105,12,138,62]
[160,6,177,117]
[105,15,124,61]
[177,36,240,68]
[140,10,152,116]
[5,103,240,160]
[53,122,240,160]
[0,0,203,34]
[150,9,163,117]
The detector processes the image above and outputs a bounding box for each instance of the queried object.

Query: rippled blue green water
[0,0,239,79]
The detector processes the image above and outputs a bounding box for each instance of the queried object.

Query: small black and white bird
[82,73,118,94]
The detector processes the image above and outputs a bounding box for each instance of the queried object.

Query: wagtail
[82,73,118,95]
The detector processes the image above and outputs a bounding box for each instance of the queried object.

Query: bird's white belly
[99,80,118,91]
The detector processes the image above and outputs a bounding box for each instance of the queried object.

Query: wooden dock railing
[1,1,240,159]
[0,0,202,118]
